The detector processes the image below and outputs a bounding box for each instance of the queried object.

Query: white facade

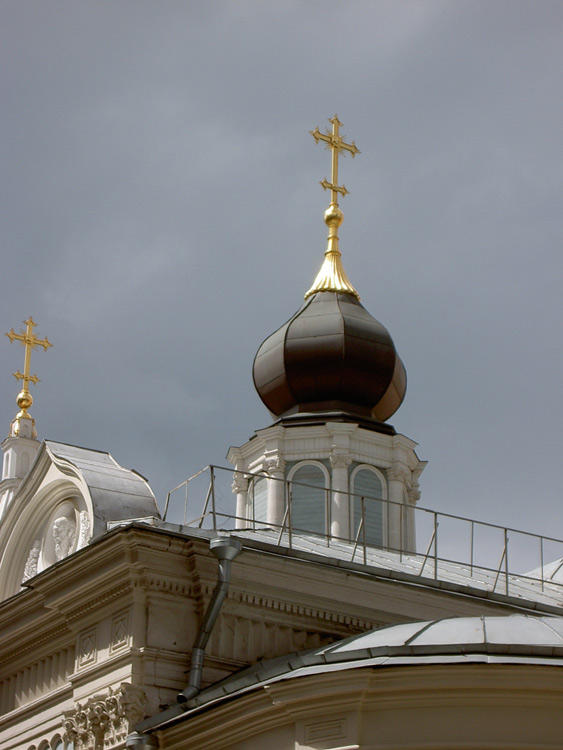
[0,433,562,750]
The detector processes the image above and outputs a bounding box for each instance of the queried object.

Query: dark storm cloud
[1,1,562,541]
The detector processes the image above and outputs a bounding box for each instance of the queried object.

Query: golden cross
[5,317,53,416]
[310,115,360,205]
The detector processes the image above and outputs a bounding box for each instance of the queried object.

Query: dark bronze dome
[252,290,406,425]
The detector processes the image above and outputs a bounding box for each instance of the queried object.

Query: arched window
[288,463,329,536]
[249,474,268,527]
[352,467,385,547]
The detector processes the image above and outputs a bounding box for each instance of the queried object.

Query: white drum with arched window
[288,463,329,536]
[352,466,385,547]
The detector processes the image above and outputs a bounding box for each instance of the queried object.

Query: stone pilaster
[387,463,410,552]
[264,456,286,528]
[231,473,249,529]
[329,453,352,541]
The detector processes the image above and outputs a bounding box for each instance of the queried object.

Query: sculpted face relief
[52,516,76,560]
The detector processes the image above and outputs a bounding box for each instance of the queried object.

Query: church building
[1,118,562,750]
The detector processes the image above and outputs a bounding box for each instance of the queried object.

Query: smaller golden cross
[310,115,360,205]
[5,317,53,433]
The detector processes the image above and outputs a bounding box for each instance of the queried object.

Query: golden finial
[305,115,361,300]
[5,317,53,438]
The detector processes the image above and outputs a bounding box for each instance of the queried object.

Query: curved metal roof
[187,614,563,710]
[46,441,160,535]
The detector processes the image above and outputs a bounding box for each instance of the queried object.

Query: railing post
[287,483,293,550]
[470,520,475,577]
[351,515,365,563]
[210,467,217,532]
[362,496,367,565]
[163,491,171,522]
[326,487,331,547]
[540,536,545,592]
[198,483,212,529]
[399,503,404,562]
[504,528,509,595]
[434,512,438,579]
[493,541,507,593]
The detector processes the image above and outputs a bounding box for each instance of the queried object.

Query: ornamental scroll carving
[264,456,286,475]
[329,452,352,469]
[231,472,249,494]
[387,464,410,485]
[63,683,147,750]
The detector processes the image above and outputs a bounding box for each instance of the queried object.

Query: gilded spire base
[304,203,360,300]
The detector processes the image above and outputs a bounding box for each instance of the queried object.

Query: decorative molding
[144,578,194,596]
[388,464,410,484]
[0,623,70,667]
[110,611,129,653]
[65,577,194,624]
[63,683,148,750]
[230,589,375,630]
[305,717,348,744]
[78,510,91,549]
[408,488,421,505]
[65,582,134,623]
[78,627,97,668]
[22,539,41,582]
[0,645,74,714]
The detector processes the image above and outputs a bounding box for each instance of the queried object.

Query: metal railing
[163,465,563,599]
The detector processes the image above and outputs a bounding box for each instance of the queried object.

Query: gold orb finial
[5,317,53,438]
[324,204,343,227]
[17,390,33,410]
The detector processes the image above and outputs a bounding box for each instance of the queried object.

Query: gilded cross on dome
[305,116,361,300]
[310,115,360,206]
[5,317,53,437]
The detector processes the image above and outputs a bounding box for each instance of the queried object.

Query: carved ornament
[388,464,410,485]
[264,456,286,475]
[329,452,352,469]
[63,683,147,750]
[231,473,249,494]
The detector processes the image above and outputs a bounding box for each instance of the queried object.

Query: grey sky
[1,1,562,543]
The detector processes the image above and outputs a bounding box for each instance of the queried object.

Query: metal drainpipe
[177,536,242,704]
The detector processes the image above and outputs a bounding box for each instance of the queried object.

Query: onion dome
[253,117,406,430]
[252,291,406,427]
